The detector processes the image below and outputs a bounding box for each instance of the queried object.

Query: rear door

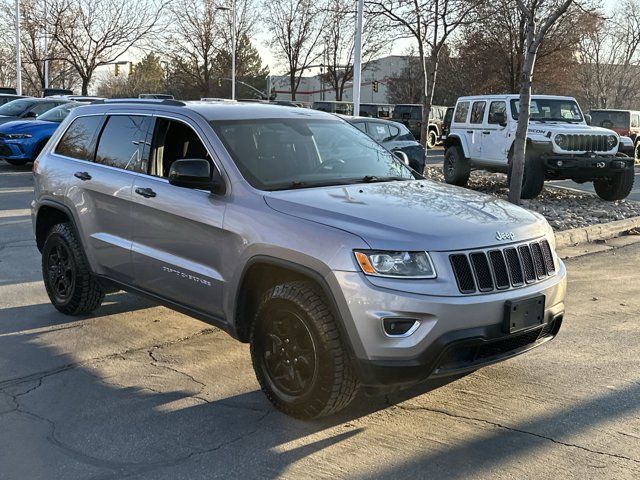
[482,100,509,164]
[56,113,153,282]
[130,114,227,319]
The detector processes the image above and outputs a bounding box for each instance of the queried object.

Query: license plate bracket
[504,295,545,334]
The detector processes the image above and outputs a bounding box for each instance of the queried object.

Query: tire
[4,158,28,166]
[593,169,635,201]
[634,142,640,165]
[443,145,470,186]
[427,130,438,149]
[250,281,359,419]
[42,223,104,315]
[508,152,545,199]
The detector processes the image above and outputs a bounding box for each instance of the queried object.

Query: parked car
[588,109,640,159]
[0,97,69,126]
[33,99,566,419]
[43,88,74,97]
[312,100,353,115]
[445,95,635,200]
[359,103,393,118]
[139,93,175,99]
[440,106,454,141]
[392,104,448,148]
[345,116,426,173]
[0,94,27,106]
[0,102,80,165]
[0,87,18,94]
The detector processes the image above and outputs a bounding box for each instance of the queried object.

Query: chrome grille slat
[450,240,557,294]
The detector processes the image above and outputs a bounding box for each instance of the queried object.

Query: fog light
[556,160,563,167]
[383,318,419,337]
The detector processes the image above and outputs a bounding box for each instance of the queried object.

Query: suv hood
[0,119,54,133]
[264,180,548,251]
[528,122,615,136]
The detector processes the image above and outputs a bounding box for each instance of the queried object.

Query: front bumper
[543,153,634,179]
[332,260,567,388]
[0,140,30,161]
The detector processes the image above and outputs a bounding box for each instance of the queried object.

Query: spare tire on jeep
[593,169,635,201]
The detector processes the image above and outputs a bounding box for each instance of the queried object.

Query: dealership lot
[1,161,639,479]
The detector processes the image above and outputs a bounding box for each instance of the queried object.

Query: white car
[444,94,635,200]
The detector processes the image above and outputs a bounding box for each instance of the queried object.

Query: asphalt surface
[425,146,445,165]
[552,173,640,201]
[1,160,639,479]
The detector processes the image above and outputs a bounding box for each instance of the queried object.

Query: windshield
[211,118,415,191]
[510,98,583,122]
[38,103,78,123]
[590,110,630,129]
[0,99,36,116]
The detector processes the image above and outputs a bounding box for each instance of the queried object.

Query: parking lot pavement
[551,173,640,202]
[426,146,444,165]
[1,160,639,480]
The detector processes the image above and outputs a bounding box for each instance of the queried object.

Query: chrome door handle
[135,187,156,198]
[74,171,91,181]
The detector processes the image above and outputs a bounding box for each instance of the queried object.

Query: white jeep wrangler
[444,94,635,200]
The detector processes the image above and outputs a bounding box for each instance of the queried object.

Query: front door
[130,115,227,319]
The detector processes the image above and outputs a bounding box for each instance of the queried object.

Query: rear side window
[470,101,486,124]
[55,115,103,161]
[352,122,367,133]
[367,122,392,142]
[632,114,639,128]
[454,102,469,123]
[95,115,153,172]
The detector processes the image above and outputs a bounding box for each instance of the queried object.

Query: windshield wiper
[359,175,407,183]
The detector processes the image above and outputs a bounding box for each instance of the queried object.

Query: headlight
[554,134,566,148]
[607,134,618,149]
[5,133,32,139]
[354,250,437,278]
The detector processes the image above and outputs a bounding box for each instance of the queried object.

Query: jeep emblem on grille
[496,231,515,241]
[596,162,605,168]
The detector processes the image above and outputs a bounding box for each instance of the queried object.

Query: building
[270,55,412,104]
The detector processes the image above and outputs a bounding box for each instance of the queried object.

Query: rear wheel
[42,223,104,315]
[250,282,358,419]
[593,169,635,201]
[443,145,470,186]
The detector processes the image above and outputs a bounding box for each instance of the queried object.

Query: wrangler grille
[562,134,611,152]
[450,239,556,294]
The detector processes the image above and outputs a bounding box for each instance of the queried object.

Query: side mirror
[393,150,410,166]
[168,159,224,193]
[584,114,592,126]
[493,111,507,127]
[23,111,38,118]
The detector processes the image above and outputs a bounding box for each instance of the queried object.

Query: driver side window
[488,101,506,125]
[149,118,212,178]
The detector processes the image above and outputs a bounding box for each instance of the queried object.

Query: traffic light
[114,64,120,76]
[372,80,379,93]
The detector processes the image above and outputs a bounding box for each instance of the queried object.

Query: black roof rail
[89,98,186,107]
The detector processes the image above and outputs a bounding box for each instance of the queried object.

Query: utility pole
[15,0,22,95]
[352,0,364,116]
[43,0,48,89]
[231,0,236,100]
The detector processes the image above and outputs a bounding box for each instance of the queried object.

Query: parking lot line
[0,209,31,218]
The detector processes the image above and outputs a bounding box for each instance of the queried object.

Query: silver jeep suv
[32,99,567,418]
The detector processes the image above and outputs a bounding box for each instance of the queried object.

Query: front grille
[562,134,610,152]
[449,239,557,294]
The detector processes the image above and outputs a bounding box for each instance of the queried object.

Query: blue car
[0,102,79,165]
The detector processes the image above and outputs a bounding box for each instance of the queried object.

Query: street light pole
[352,0,364,116]
[43,0,48,89]
[15,0,22,95]
[231,0,236,100]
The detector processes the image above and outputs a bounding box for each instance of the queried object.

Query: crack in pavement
[393,404,640,465]
[0,328,218,391]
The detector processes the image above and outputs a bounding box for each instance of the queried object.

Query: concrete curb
[555,216,640,248]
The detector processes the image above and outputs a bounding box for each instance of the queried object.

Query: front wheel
[594,169,635,201]
[427,130,438,149]
[508,153,545,199]
[250,282,359,419]
[42,223,104,315]
[4,158,28,166]
[443,146,470,186]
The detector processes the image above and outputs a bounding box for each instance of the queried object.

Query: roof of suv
[74,99,333,122]
[456,94,577,102]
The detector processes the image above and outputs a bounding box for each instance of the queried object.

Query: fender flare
[444,133,470,158]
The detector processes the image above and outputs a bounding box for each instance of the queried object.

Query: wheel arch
[35,200,82,253]
[444,134,469,157]
[232,256,360,360]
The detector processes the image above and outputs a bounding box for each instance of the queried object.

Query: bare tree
[263,0,324,100]
[577,1,640,110]
[321,0,388,101]
[368,0,485,146]
[45,0,165,94]
[508,0,573,204]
